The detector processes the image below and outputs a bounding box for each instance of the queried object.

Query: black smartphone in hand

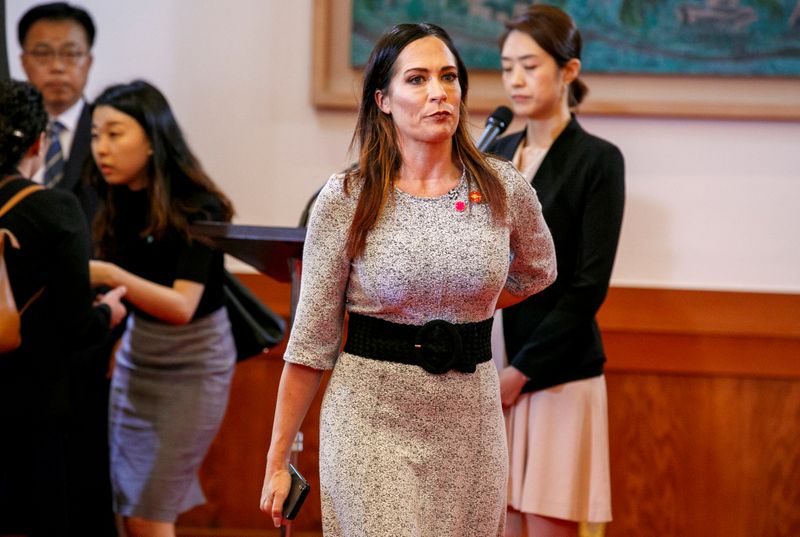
[282,463,311,520]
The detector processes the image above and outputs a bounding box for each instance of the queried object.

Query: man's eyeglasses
[24,47,88,66]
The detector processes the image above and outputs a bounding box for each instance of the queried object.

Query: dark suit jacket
[487,116,625,392]
[57,103,98,233]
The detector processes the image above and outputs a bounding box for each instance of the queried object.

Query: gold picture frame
[312,0,800,120]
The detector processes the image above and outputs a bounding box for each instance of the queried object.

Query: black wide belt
[343,312,493,375]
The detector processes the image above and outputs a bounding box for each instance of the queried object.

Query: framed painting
[312,0,800,119]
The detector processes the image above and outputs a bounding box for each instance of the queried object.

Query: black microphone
[476,106,513,152]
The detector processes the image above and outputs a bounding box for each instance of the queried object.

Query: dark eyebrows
[402,65,457,76]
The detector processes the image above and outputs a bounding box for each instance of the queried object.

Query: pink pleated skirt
[505,375,612,523]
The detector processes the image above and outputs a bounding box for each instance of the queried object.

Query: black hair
[500,4,588,106]
[0,80,47,173]
[90,80,234,257]
[18,2,96,48]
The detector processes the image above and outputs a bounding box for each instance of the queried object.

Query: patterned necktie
[44,120,66,188]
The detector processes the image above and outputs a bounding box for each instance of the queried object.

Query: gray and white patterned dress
[285,158,556,537]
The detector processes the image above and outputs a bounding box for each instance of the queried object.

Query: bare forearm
[91,261,202,324]
[267,362,325,465]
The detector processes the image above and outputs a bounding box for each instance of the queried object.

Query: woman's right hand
[260,363,325,526]
[260,460,292,528]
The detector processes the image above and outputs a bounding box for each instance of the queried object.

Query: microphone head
[486,106,513,132]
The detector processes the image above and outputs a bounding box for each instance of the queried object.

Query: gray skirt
[109,307,235,521]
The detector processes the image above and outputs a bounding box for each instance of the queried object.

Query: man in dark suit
[17,5,115,535]
[18,2,98,230]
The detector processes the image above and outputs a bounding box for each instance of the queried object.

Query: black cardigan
[487,116,625,392]
[0,176,111,416]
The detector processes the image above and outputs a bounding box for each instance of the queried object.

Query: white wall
[6,0,800,293]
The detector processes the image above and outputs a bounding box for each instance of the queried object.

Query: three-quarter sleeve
[496,160,557,297]
[283,175,355,370]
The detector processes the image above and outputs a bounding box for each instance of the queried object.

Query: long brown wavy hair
[344,23,507,259]
[89,80,233,258]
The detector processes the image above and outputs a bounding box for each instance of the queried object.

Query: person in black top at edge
[87,80,236,537]
[0,80,127,537]
[17,4,126,533]
[487,5,625,537]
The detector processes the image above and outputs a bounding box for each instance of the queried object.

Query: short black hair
[0,80,48,171]
[17,2,96,48]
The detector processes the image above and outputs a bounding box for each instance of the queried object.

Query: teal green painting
[351,0,800,77]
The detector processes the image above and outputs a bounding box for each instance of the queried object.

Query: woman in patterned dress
[260,23,556,537]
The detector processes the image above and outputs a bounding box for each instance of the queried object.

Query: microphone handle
[476,124,502,152]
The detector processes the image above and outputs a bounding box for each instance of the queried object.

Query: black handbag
[223,269,286,362]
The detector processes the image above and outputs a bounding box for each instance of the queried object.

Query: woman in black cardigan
[0,80,127,537]
[487,6,625,537]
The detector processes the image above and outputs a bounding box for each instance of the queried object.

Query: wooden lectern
[190,222,306,321]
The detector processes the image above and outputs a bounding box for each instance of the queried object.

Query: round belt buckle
[414,320,463,374]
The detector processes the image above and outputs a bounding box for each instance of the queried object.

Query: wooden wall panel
[599,287,800,339]
[602,332,800,379]
[600,287,800,536]
[599,287,800,379]
[606,373,800,537]
[176,279,800,537]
